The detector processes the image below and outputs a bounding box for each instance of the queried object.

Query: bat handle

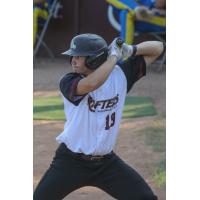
[116,37,124,48]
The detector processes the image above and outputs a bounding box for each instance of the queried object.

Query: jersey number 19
[105,112,116,130]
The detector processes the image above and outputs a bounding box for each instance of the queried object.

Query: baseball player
[34,33,165,200]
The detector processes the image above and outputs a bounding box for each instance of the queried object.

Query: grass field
[139,118,166,187]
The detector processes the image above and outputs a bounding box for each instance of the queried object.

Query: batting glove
[122,43,137,59]
[108,38,123,61]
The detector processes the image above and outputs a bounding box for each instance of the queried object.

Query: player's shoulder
[59,72,86,105]
[59,72,84,86]
[60,72,83,82]
[59,72,84,93]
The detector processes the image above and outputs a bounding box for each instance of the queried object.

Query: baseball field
[33,58,166,200]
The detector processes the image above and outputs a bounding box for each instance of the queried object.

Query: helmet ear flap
[85,55,97,69]
[85,50,108,70]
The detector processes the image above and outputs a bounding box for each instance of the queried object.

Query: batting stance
[34,33,165,200]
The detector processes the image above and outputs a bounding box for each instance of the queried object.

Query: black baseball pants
[34,143,157,200]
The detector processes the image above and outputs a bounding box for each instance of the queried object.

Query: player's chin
[72,66,79,73]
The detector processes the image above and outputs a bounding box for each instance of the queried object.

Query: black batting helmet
[62,33,108,70]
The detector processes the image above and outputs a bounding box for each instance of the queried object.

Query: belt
[79,154,106,161]
[60,143,113,161]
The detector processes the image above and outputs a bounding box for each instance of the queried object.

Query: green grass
[145,127,166,152]
[33,96,156,120]
[139,118,166,187]
[123,96,157,118]
[154,159,166,187]
[140,119,166,152]
[33,96,65,120]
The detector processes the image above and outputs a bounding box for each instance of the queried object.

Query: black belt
[60,143,113,161]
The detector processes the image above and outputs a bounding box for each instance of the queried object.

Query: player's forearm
[135,41,164,57]
[85,56,117,90]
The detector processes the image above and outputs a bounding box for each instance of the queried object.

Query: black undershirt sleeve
[59,73,87,106]
[118,56,146,93]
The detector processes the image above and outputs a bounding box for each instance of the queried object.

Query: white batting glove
[122,43,137,59]
[122,43,133,58]
[108,38,122,61]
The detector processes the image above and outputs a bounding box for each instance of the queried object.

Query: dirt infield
[33,58,166,200]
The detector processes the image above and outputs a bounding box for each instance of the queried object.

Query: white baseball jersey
[56,56,146,155]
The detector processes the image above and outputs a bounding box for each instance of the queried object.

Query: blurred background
[34,0,118,58]
[33,0,165,60]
